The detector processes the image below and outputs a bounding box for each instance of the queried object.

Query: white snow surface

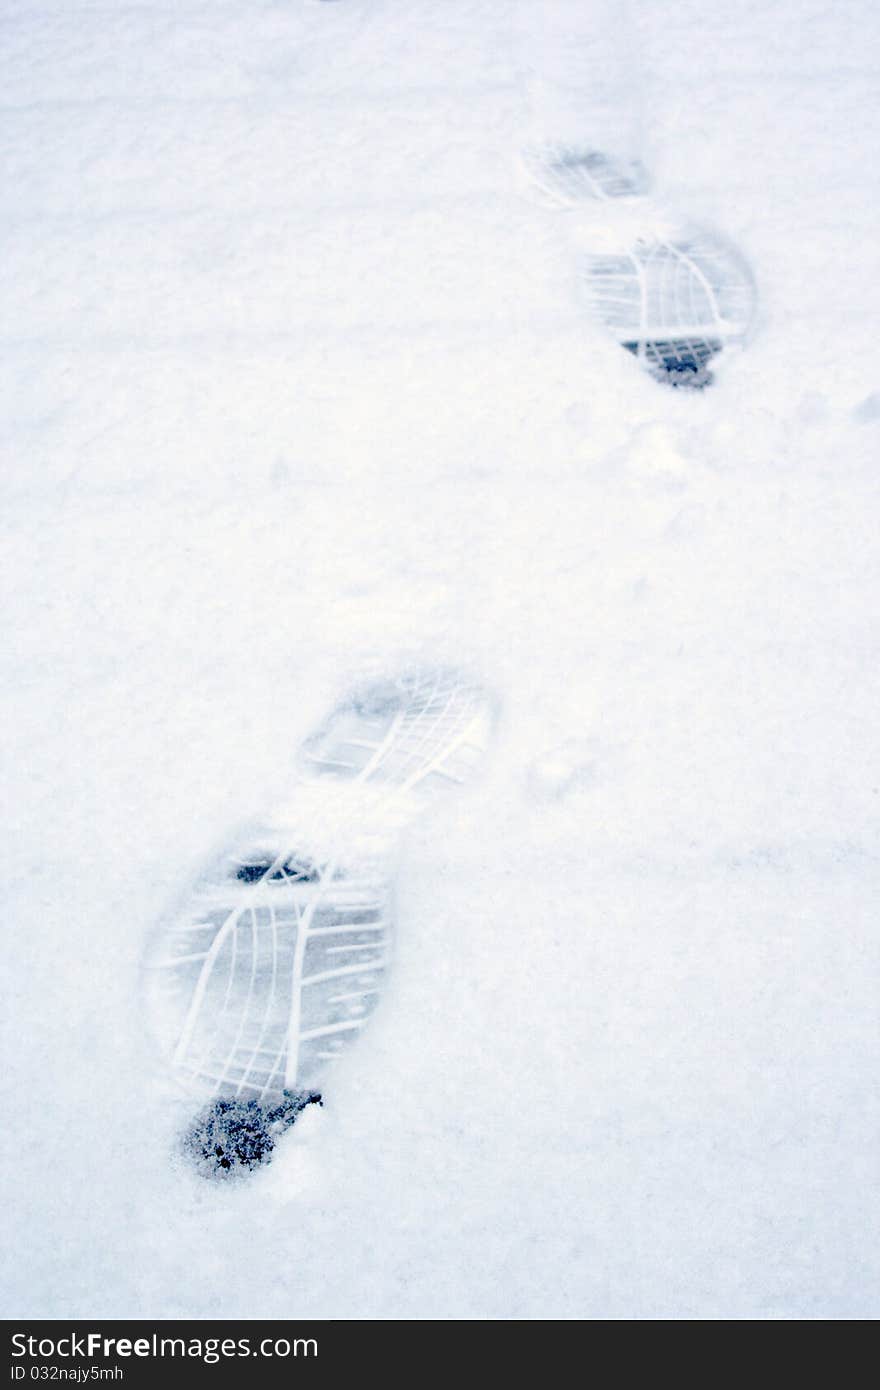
[2,0,879,1320]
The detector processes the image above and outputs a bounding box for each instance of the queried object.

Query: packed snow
[2,0,879,1319]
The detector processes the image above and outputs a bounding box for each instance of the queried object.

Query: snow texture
[2,0,879,1320]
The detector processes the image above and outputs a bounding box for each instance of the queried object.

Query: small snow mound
[528,738,595,800]
[852,392,880,425]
